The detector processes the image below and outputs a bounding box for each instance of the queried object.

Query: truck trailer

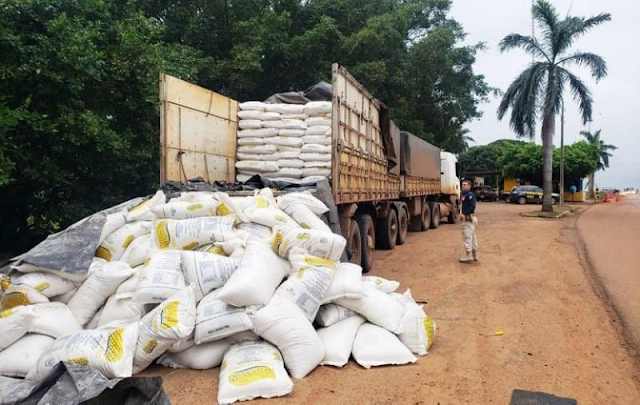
[159,63,460,272]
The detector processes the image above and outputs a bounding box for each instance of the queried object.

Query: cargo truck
[159,63,460,272]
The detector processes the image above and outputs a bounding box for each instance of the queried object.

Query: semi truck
[159,63,460,272]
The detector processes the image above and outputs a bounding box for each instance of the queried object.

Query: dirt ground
[149,202,640,404]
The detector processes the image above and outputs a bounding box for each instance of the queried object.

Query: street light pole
[560,100,565,206]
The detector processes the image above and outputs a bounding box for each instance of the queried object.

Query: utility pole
[560,100,565,206]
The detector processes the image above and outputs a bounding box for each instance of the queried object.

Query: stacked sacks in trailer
[0,186,436,405]
[235,101,333,184]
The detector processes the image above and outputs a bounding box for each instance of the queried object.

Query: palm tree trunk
[541,113,555,212]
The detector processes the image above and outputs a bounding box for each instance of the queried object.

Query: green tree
[0,0,209,252]
[497,0,610,212]
[580,129,617,198]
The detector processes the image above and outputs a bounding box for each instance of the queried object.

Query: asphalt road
[577,194,640,355]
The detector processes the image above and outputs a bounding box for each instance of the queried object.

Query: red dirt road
[151,202,640,404]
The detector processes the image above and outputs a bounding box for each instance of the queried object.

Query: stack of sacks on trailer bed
[236,101,333,184]
[0,184,436,405]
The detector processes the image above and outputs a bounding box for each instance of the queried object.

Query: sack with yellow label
[12,272,78,298]
[362,275,400,293]
[27,320,140,381]
[132,286,196,374]
[0,304,33,351]
[67,261,134,326]
[279,203,330,232]
[133,250,186,304]
[152,216,235,251]
[151,201,219,220]
[157,339,230,370]
[29,302,83,338]
[98,295,147,327]
[181,251,240,302]
[195,290,253,345]
[218,340,293,405]
[274,249,336,321]
[335,284,404,334]
[322,262,363,304]
[126,190,166,222]
[392,289,436,356]
[95,221,152,262]
[0,334,55,378]
[244,188,298,228]
[271,225,346,262]
[120,234,153,268]
[0,284,49,311]
[314,303,356,328]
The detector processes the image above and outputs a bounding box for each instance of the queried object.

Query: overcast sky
[450,0,639,189]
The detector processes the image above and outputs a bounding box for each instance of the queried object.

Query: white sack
[262,119,306,130]
[98,295,147,327]
[67,261,133,326]
[133,286,197,374]
[322,262,363,303]
[50,287,77,304]
[153,216,235,250]
[114,267,141,300]
[28,321,140,381]
[306,117,331,127]
[237,128,278,138]
[318,315,365,367]
[12,272,77,298]
[278,129,305,137]
[237,111,280,121]
[302,168,331,177]
[126,190,166,222]
[237,145,277,155]
[152,201,219,220]
[30,302,83,338]
[195,291,253,344]
[237,137,265,146]
[301,143,331,153]
[158,339,230,370]
[0,284,49,311]
[238,101,267,111]
[85,306,104,329]
[304,101,332,116]
[250,294,324,379]
[362,276,400,293]
[133,250,185,304]
[282,203,330,232]
[96,221,152,262]
[218,340,293,405]
[120,235,153,268]
[238,120,262,129]
[235,161,279,174]
[0,334,56,378]
[218,242,290,307]
[276,159,304,169]
[167,332,195,353]
[168,191,217,204]
[299,153,331,162]
[304,161,332,169]
[304,126,331,136]
[315,303,356,327]
[301,135,331,145]
[352,323,417,368]
[100,211,127,243]
[181,251,240,301]
[394,289,437,356]
[278,192,329,215]
[237,223,272,241]
[0,305,33,351]
[271,226,346,261]
[335,284,404,333]
[275,168,303,179]
[264,137,303,148]
[265,104,305,114]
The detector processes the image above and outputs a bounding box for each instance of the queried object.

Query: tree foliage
[0,0,490,253]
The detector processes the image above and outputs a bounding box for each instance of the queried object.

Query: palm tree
[442,128,474,154]
[580,129,617,198]
[497,0,610,211]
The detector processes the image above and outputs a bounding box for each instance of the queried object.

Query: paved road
[577,194,640,354]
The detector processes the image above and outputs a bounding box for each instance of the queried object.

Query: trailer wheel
[347,219,362,268]
[409,203,431,232]
[356,214,375,273]
[429,202,440,229]
[447,203,458,224]
[396,206,409,245]
[376,209,398,250]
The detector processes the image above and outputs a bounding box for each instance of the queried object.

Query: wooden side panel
[332,64,400,204]
[401,175,441,198]
[160,73,238,184]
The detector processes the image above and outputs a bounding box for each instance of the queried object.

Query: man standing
[459,179,478,263]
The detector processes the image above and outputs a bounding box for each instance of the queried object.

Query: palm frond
[542,66,565,118]
[558,67,593,124]
[499,34,551,62]
[557,52,607,81]
[533,0,559,53]
[555,14,612,55]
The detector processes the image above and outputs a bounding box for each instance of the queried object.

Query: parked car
[509,185,560,205]
[474,185,498,202]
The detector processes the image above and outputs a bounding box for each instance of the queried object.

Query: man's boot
[472,250,478,261]
[459,251,474,263]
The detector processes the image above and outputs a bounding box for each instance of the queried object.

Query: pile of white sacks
[235,101,333,183]
[0,188,436,404]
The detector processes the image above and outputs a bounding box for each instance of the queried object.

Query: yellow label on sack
[423,316,435,351]
[122,234,135,249]
[129,199,149,214]
[144,257,152,267]
[300,223,310,229]
[272,351,282,361]
[211,245,225,255]
[297,268,307,278]
[1,292,29,310]
[187,203,203,212]
[296,232,311,241]
[1,279,11,292]
[155,220,171,249]
[216,202,233,216]
[271,232,283,252]
[68,356,89,366]
[95,246,113,261]
[221,360,228,371]
[34,282,51,292]
[255,196,269,209]
[304,256,336,270]
[161,301,179,330]
[229,366,276,387]
[275,214,288,223]
[0,308,15,318]
[182,241,199,250]
[143,338,158,354]
[105,328,125,363]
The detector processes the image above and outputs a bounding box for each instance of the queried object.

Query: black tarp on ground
[0,363,170,405]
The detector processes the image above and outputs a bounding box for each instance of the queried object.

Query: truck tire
[376,209,398,250]
[356,214,375,273]
[347,219,362,268]
[447,205,458,224]
[410,203,431,232]
[429,202,440,229]
[396,206,409,245]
